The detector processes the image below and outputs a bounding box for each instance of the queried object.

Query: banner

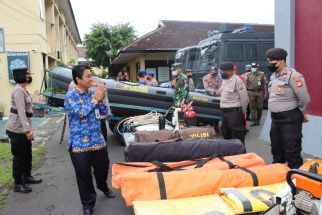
[7,51,29,83]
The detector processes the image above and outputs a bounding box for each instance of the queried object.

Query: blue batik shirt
[64,88,108,153]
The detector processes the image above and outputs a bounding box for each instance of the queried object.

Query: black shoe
[24,176,42,184]
[104,188,115,198]
[13,184,32,193]
[83,209,93,215]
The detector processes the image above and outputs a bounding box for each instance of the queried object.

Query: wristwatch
[91,96,102,105]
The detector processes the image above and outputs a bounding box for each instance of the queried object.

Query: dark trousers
[69,148,110,210]
[248,90,264,124]
[6,130,32,184]
[100,119,108,143]
[270,108,304,169]
[221,107,246,144]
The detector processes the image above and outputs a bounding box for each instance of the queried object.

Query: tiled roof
[121,20,274,52]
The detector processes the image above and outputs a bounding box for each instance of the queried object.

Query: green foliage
[0,103,6,113]
[84,22,137,68]
[43,87,66,94]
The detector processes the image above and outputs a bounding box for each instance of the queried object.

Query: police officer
[266,48,310,169]
[245,63,268,126]
[203,66,222,96]
[185,69,195,92]
[243,64,252,120]
[6,68,42,193]
[219,62,248,144]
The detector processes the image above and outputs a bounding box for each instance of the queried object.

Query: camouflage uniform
[245,70,268,125]
[173,73,189,108]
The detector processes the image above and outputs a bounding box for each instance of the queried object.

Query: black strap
[156,172,167,200]
[195,154,236,169]
[195,153,220,168]
[10,108,33,118]
[218,155,236,169]
[239,167,259,186]
[151,161,174,172]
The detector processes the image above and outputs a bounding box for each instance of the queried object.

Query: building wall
[127,52,175,81]
[295,0,322,116]
[0,0,79,116]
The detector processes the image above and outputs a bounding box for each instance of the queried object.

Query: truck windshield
[174,50,185,65]
[197,43,220,73]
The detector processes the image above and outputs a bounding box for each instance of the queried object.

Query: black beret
[12,68,28,77]
[266,48,288,60]
[219,61,234,71]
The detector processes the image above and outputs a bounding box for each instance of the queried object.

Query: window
[0,28,4,53]
[247,43,258,59]
[226,43,244,60]
[261,43,274,59]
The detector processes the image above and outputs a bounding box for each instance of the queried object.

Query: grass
[0,143,47,214]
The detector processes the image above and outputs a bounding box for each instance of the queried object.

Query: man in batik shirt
[64,65,115,215]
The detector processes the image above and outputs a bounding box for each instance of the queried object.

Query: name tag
[95,109,101,119]
[258,81,261,86]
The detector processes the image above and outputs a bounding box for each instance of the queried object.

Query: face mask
[251,68,257,72]
[172,71,178,76]
[27,77,33,84]
[221,73,228,80]
[267,62,278,73]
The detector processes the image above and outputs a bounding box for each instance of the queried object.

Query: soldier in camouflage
[172,64,189,108]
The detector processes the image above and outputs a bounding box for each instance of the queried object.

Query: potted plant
[0,103,7,118]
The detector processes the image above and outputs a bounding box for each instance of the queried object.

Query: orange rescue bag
[119,163,289,206]
[112,153,265,189]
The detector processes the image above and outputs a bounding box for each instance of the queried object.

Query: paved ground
[3,111,314,215]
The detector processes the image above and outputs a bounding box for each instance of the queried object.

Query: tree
[84,23,137,71]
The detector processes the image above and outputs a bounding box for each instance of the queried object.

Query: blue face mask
[221,72,228,79]
[251,68,257,72]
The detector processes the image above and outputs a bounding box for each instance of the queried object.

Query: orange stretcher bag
[119,163,289,206]
[112,153,265,189]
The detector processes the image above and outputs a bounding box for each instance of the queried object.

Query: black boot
[13,184,32,193]
[24,175,42,184]
[83,208,93,215]
[104,188,115,198]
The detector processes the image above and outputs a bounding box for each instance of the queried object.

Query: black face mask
[27,77,33,84]
[267,62,278,73]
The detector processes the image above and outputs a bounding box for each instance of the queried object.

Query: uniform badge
[293,75,302,87]
[276,85,284,94]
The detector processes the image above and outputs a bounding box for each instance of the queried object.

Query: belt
[247,89,262,92]
[221,107,241,113]
[10,108,33,118]
[271,108,300,119]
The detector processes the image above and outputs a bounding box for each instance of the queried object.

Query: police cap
[266,48,288,61]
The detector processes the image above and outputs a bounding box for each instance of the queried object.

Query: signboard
[157,67,170,82]
[7,52,29,83]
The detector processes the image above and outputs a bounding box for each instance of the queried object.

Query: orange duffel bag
[119,163,289,206]
[112,153,265,189]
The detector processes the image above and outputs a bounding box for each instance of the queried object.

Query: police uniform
[220,75,248,144]
[203,73,222,96]
[245,70,268,125]
[268,66,310,169]
[6,68,41,193]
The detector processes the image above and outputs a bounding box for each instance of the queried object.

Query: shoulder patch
[293,74,303,87]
